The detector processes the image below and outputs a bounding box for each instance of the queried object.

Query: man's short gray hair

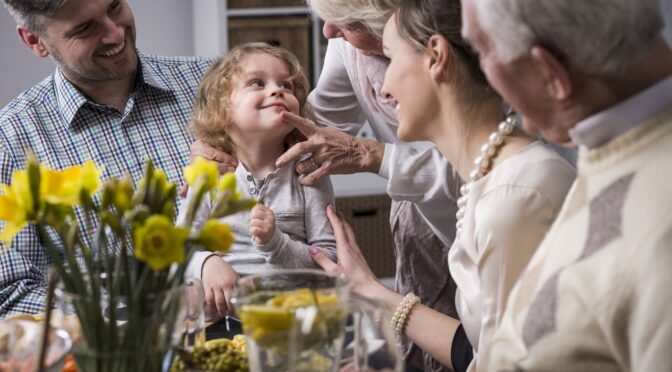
[306,0,399,40]
[2,0,68,34]
[475,0,664,75]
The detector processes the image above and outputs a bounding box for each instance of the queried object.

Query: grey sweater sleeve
[255,175,337,268]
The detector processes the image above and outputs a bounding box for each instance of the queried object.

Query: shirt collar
[54,52,174,128]
[570,74,672,150]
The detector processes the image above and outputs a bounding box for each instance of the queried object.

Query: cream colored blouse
[448,141,575,358]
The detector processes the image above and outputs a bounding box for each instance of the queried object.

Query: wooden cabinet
[336,195,396,278]
[192,1,325,87]
[228,16,313,84]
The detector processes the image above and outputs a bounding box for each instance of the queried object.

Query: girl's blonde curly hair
[190,42,312,155]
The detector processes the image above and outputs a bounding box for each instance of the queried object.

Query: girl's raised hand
[249,204,276,245]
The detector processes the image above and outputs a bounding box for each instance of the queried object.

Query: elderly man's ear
[530,46,572,101]
[17,26,50,58]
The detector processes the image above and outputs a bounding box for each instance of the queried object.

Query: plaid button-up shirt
[0,53,213,317]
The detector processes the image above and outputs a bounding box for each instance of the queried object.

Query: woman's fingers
[326,204,349,252]
[280,111,319,137]
[298,161,331,186]
[309,246,341,273]
[213,288,228,316]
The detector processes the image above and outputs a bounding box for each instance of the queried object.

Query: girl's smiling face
[229,52,300,141]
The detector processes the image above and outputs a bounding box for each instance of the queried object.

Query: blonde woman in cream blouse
[307,0,575,370]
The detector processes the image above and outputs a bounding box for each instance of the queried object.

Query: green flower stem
[183,177,208,229]
[36,223,98,352]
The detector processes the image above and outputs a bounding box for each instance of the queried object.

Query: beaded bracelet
[390,293,420,335]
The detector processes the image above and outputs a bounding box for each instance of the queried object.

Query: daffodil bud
[184,158,219,190]
[196,219,234,253]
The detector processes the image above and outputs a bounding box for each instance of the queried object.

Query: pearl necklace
[455,115,517,236]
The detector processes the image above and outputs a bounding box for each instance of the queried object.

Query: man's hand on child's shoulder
[250,204,276,245]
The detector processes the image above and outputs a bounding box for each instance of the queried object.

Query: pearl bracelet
[390,293,420,335]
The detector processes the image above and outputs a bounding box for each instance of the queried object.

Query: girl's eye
[249,79,264,87]
[279,81,293,90]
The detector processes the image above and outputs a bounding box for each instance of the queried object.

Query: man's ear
[17,25,50,58]
[530,45,571,101]
[426,34,451,81]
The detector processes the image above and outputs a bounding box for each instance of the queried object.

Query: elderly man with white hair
[461,0,672,370]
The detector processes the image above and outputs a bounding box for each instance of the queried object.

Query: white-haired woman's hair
[306,0,399,39]
[475,0,664,75]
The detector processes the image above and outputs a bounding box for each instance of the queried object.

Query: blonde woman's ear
[426,34,452,81]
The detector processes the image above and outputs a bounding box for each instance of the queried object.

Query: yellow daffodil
[0,195,27,245]
[0,170,35,245]
[40,161,103,206]
[134,215,188,271]
[3,170,34,213]
[184,157,219,190]
[151,168,172,194]
[216,172,236,192]
[197,219,234,252]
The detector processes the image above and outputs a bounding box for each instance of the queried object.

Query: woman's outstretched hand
[309,204,386,296]
[276,112,385,186]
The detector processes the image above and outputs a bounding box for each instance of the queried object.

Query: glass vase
[231,269,350,372]
[51,278,204,372]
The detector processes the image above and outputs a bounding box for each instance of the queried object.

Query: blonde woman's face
[229,53,300,141]
[323,22,382,55]
[380,16,439,142]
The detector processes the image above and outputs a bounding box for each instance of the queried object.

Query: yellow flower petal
[79,160,103,196]
[198,219,234,252]
[0,221,25,245]
[216,172,237,192]
[40,162,103,206]
[184,158,219,189]
[134,215,188,271]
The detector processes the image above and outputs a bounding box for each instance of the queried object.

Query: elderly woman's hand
[276,112,386,186]
[309,205,387,296]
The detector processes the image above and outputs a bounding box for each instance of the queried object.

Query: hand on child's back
[249,204,276,245]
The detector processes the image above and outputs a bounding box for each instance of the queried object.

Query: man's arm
[0,228,49,317]
[0,150,50,317]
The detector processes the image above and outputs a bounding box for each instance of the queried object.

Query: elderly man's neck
[64,71,136,112]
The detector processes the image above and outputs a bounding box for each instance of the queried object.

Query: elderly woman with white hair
[280,1,460,371]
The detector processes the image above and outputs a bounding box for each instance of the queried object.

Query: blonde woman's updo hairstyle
[307,0,400,40]
[190,42,311,154]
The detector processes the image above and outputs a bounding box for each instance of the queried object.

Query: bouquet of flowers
[0,154,255,372]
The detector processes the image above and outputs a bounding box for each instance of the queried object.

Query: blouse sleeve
[308,39,367,136]
[473,185,558,354]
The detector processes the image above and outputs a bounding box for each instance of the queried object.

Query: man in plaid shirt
[0,0,213,317]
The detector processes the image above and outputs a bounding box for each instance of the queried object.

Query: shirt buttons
[249,186,257,194]
[246,175,253,181]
